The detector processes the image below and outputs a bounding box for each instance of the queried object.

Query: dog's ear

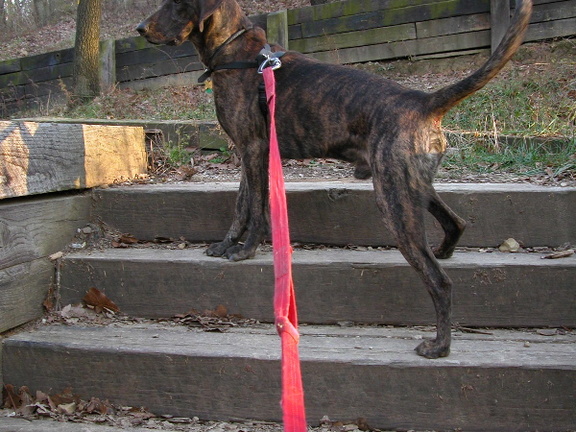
[197,0,225,32]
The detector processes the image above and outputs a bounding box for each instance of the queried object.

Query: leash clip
[257,44,283,74]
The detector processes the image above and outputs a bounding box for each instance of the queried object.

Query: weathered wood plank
[297,0,490,39]
[0,192,89,332]
[117,58,204,83]
[60,248,576,327]
[288,0,442,25]
[0,58,21,76]
[4,325,575,431]
[289,23,416,54]
[525,16,576,41]
[20,117,227,150]
[119,70,205,90]
[417,12,490,38]
[491,0,511,52]
[116,45,199,68]
[0,259,54,333]
[0,121,146,200]
[92,183,576,249]
[19,48,74,71]
[0,193,90,270]
[531,0,576,22]
[267,9,289,48]
[310,30,491,64]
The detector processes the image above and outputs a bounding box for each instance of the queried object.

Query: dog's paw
[206,241,229,257]
[433,246,455,260]
[224,245,256,262]
[415,339,450,359]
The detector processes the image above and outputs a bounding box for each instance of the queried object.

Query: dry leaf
[118,234,139,244]
[111,241,129,248]
[83,288,120,314]
[3,384,21,409]
[57,402,76,415]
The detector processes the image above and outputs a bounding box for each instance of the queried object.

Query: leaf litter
[2,385,385,432]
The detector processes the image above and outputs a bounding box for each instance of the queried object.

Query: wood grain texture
[92,182,576,249]
[3,324,575,431]
[0,259,54,333]
[59,248,576,327]
[0,193,90,332]
[0,193,90,270]
[0,121,146,199]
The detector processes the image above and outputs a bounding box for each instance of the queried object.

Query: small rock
[499,238,521,253]
[82,226,93,234]
[49,251,64,261]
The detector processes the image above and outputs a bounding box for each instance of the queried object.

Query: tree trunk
[71,0,103,104]
[0,0,6,28]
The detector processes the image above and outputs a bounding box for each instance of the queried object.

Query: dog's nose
[136,22,148,36]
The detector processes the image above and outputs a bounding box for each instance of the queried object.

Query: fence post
[491,0,511,52]
[267,10,289,49]
[99,39,116,93]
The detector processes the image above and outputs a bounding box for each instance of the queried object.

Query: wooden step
[3,323,575,432]
[92,182,576,248]
[60,248,576,328]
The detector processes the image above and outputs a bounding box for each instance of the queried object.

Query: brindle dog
[137,0,532,358]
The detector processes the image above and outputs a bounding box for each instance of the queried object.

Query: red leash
[262,65,307,432]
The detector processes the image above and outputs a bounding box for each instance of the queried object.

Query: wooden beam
[267,9,289,49]
[0,121,146,199]
[491,0,511,52]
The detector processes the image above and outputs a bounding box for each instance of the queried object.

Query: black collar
[198,27,257,83]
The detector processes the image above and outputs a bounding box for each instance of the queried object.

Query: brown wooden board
[20,48,74,71]
[59,248,576,327]
[294,0,490,39]
[531,0,576,22]
[21,77,74,100]
[0,259,54,333]
[310,30,491,63]
[417,12,491,38]
[0,62,73,88]
[0,121,146,199]
[0,193,90,270]
[0,58,21,76]
[117,58,204,83]
[289,23,416,54]
[526,17,576,41]
[116,45,199,68]
[3,325,575,431]
[92,182,576,249]
[0,193,89,332]
[288,0,448,25]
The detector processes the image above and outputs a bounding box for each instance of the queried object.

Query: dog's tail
[426,0,532,118]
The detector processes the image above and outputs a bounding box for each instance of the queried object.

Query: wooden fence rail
[1,0,575,116]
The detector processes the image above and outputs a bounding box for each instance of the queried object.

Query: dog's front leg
[206,172,250,258]
[206,140,269,261]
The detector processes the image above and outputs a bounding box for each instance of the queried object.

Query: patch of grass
[444,63,576,137]
[44,86,216,121]
[443,135,576,179]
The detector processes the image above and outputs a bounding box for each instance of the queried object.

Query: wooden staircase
[2,181,575,432]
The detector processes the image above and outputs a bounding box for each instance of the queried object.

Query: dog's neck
[192,0,255,67]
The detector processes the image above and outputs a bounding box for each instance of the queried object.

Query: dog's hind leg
[372,156,452,358]
[427,188,466,259]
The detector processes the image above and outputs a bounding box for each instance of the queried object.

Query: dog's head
[136,0,224,45]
